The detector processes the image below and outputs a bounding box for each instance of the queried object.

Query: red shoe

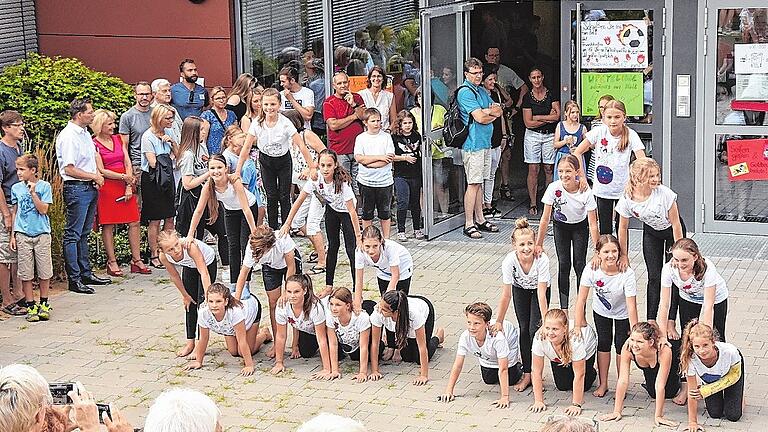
[130,259,152,275]
[106,261,124,277]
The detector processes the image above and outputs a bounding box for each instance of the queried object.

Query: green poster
[581,72,645,116]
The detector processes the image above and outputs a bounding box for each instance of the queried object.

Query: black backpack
[442,85,478,149]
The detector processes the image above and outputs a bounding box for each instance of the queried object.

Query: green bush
[88,225,148,270]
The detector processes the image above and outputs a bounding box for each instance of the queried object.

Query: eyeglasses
[213,96,227,101]
[466,70,483,76]
[136,93,152,97]
[9,122,24,127]
[598,105,607,110]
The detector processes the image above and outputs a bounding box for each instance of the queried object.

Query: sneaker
[414,230,425,240]
[397,232,408,242]
[26,304,40,322]
[37,303,51,321]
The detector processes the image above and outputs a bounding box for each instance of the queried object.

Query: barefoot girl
[157,231,217,357]
[600,322,682,427]
[271,274,333,379]
[573,100,646,235]
[681,321,744,430]
[529,309,598,416]
[574,234,639,397]
[440,302,523,408]
[185,283,271,376]
[494,217,550,391]
[370,290,445,386]
[536,154,600,309]
[354,225,414,308]
[326,287,375,383]
[281,149,361,296]
[552,101,586,182]
[616,158,686,338]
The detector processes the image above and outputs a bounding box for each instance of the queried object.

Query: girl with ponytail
[369,290,445,385]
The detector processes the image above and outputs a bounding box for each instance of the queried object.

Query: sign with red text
[726,138,768,181]
[581,20,649,69]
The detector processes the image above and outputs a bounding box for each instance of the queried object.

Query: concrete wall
[36,0,236,87]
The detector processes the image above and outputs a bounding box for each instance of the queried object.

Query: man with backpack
[455,58,503,239]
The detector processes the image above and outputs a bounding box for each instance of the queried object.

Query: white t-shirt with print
[242,234,296,269]
[354,131,395,187]
[585,125,645,199]
[302,176,356,213]
[275,301,326,335]
[369,296,429,338]
[686,341,741,384]
[580,266,637,320]
[456,320,520,368]
[542,180,597,224]
[616,185,677,231]
[532,324,598,363]
[661,258,728,304]
[279,87,315,130]
[248,114,297,157]
[326,310,372,353]
[354,240,414,281]
[501,252,551,290]
[197,297,260,336]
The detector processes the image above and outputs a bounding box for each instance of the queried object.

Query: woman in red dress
[91,109,151,276]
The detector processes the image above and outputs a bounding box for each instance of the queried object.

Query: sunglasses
[188,91,195,104]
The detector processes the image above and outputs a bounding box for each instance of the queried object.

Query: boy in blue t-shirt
[10,154,53,322]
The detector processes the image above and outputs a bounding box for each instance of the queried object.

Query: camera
[49,382,76,405]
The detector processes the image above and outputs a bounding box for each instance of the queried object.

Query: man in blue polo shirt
[170,59,209,120]
[457,57,503,239]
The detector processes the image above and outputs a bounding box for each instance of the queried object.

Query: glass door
[703,1,768,234]
[421,4,470,239]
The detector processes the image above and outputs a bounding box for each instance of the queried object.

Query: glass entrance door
[703,1,768,234]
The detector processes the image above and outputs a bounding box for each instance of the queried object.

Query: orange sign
[726,138,768,181]
[347,75,394,94]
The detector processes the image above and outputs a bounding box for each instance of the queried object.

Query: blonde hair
[90,108,116,136]
[625,157,660,198]
[603,100,630,152]
[595,94,615,120]
[542,309,574,366]
[539,417,596,432]
[680,321,720,375]
[210,86,227,102]
[0,364,52,432]
[222,125,246,151]
[150,104,175,132]
[156,230,179,251]
[511,217,536,243]
[562,100,581,120]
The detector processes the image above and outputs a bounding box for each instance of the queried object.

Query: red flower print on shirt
[555,190,562,198]
[633,210,640,218]
[600,138,608,146]
[287,317,296,325]
[596,279,605,288]
[682,284,692,291]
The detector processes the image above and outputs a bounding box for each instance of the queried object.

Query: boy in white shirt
[354,108,395,239]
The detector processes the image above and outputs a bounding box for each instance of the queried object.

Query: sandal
[1,304,27,316]
[106,260,124,277]
[150,256,165,269]
[500,184,515,201]
[130,259,152,275]
[307,251,319,264]
[307,265,325,275]
[476,220,499,233]
[528,205,538,216]
[462,225,483,239]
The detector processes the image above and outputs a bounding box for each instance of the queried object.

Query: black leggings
[552,219,589,309]
[679,297,728,342]
[325,206,357,287]
[593,311,630,353]
[704,354,744,422]
[481,362,524,385]
[513,285,550,373]
[551,354,598,391]
[224,203,259,284]
[297,329,319,358]
[386,295,439,363]
[377,276,412,296]
[260,152,292,229]
[643,219,686,320]
[181,260,218,340]
[175,187,229,266]
[596,196,619,235]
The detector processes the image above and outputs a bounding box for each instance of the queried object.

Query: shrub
[88,225,149,270]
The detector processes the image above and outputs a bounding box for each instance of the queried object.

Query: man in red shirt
[323,72,365,195]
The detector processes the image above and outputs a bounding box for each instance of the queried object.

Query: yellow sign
[581,72,644,116]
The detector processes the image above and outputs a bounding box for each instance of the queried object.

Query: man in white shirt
[56,99,111,294]
[279,66,315,130]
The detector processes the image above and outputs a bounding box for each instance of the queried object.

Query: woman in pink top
[91,109,150,276]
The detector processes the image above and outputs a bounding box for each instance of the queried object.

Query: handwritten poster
[726,138,768,182]
[581,72,644,116]
[734,43,768,74]
[581,20,649,69]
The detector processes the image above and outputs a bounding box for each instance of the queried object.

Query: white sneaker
[397,232,408,242]
[414,230,425,240]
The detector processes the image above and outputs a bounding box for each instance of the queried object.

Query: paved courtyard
[1,223,767,432]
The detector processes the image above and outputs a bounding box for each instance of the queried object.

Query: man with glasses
[323,72,366,196]
[457,58,503,240]
[0,110,24,315]
[119,82,154,180]
[170,58,209,120]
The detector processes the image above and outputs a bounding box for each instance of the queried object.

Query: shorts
[261,250,302,291]
[0,228,17,264]
[462,148,491,184]
[523,129,555,164]
[16,233,53,280]
[359,184,393,221]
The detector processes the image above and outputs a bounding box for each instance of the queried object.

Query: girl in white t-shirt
[355,226,414,308]
[573,100,646,236]
[440,302,523,408]
[529,309,598,417]
[575,234,639,397]
[369,290,445,386]
[616,158,686,338]
[681,322,744,429]
[184,283,271,376]
[271,274,333,379]
[157,231,217,358]
[281,149,361,296]
[326,287,375,383]
[537,154,600,309]
[657,238,729,346]
[494,217,550,392]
